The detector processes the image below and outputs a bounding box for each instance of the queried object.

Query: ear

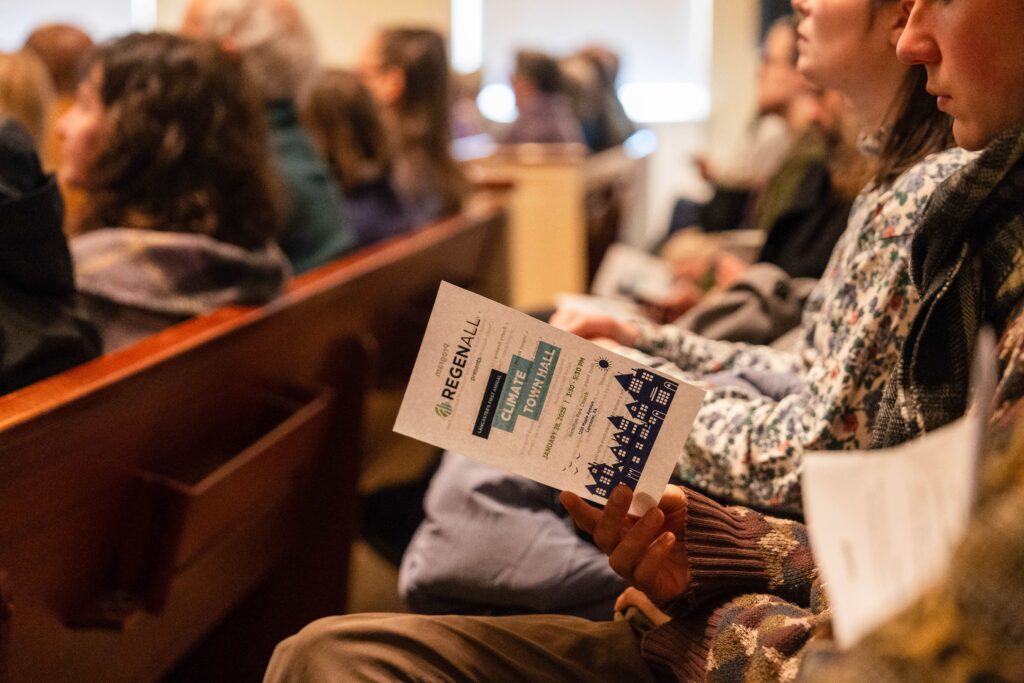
[887,1,912,48]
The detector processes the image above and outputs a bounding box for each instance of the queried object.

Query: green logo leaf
[435,402,453,418]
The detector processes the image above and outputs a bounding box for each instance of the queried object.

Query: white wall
[638,0,760,240]
[708,0,760,161]
[0,0,134,50]
[156,0,451,67]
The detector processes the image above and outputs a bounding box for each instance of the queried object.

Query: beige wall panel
[156,0,450,67]
[708,0,760,157]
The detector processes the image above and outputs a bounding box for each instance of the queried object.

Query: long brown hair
[81,32,282,250]
[870,0,953,186]
[377,28,468,217]
[301,69,392,193]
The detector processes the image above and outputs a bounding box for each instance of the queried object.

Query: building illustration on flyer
[585,369,678,500]
[394,282,705,515]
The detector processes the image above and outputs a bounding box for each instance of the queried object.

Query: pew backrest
[0,201,506,683]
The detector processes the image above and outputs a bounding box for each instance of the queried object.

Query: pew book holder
[70,383,335,629]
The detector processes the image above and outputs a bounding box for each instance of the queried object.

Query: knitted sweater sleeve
[643,592,829,683]
[641,489,826,682]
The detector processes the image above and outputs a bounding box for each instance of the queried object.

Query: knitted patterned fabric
[639,399,1024,683]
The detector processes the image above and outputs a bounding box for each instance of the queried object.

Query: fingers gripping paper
[394,283,706,515]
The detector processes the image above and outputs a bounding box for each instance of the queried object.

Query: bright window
[457,0,712,124]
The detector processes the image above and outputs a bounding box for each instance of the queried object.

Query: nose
[790,0,809,18]
[896,3,940,65]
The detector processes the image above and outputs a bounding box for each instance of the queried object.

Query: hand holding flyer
[394,282,706,516]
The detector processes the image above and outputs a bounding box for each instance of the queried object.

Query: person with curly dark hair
[59,32,290,351]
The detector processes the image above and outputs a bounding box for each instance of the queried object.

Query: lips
[926,86,953,112]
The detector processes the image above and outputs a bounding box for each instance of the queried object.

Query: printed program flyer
[394,282,706,515]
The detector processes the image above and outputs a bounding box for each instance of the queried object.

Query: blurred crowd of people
[5,1,1024,681]
[0,1,641,374]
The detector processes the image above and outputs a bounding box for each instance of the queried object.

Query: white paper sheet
[394,282,706,516]
[802,418,979,649]
[552,293,645,319]
[801,330,997,649]
[590,243,675,303]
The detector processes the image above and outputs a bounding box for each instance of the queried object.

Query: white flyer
[590,243,675,303]
[394,282,706,515]
[552,292,645,320]
[801,330,996,649]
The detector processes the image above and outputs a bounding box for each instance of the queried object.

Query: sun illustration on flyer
[594,357,611,371]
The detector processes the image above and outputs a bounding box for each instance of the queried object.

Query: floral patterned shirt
[633,146,974,512]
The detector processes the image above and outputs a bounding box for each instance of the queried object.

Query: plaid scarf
[871,123,1024,448]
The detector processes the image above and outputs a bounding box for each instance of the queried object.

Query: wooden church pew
[0,200,506,683]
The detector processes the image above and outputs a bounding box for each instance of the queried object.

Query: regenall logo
[435,402,453,418]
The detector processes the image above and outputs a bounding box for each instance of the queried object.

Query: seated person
[398,0,964,619]
[266,397,1024,682]
[182,0,356,274]
[23,23,94,172]
[60,33,289,352]
[503,50,585,145]
[0,50,54,150]
[301,69,412,247]
[265,2,1024,678]
[0,117,99,394]
[676,16,806,234]
[647,89,864,337]
[22,24,95,236]
[558,46,633,154]
[553,10,962,513]
[358,28,470,227]
[450,70,489,140]
[577,45,635,150]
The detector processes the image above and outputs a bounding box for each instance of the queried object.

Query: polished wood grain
[0,201,506,683]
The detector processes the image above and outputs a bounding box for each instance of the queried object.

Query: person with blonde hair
[0,50,54,148]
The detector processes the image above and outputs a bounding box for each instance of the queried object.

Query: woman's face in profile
[790,0,871,90]
[790,0,899,95]
[358,35,404,109]
[897,0,1024,151]
[57,66,105,188]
